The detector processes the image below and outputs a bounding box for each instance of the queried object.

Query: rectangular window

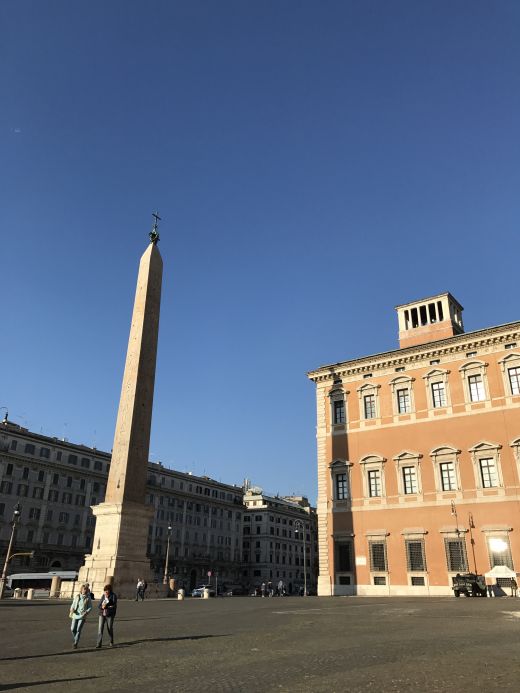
[94,460,102,470]
[373,576,386,585]
[406,539,426,571]
[22,467,29,479]
[487,535,514,570]
[6,464,13,476]
[38,470,45,482]
[468,374,485,402]
[479,458,498,488]
[80,457,90,469]
[337,542,353,572]
[411,576,425,586]
[68,454,77,465]
[29,507,41,520]
[1,481,13,494]
[397,388,411,414]
[333,400,345,424]
[32,487,44,499]
[10,440,17,451]
[368,469,381,497]
[56,451,62,461]
[439,462,457,491]
[335,473,348,500]
[40,447,50,459]
[364,394,376,419]
[402,466,418,494]
[431,382,446,408]
[508,367,520,395]
[369,541,387,571]
[444,538,468,572]
[25,443,35,454]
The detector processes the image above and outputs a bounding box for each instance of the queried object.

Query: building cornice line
[307,322,520,382]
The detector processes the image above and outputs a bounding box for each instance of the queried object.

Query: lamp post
[0,503,21,599]
[163,523,172,585]
[467,512,478,575]
[294,519,307,597]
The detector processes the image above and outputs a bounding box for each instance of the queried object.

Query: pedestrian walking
[277,579,284,596]
[511,577,518,597]
[136,578,144,601]
[142,579,148,600]
[96,584,117,648]
[261,582,266,597]
[69,584,92,649]
[267,580,273,597]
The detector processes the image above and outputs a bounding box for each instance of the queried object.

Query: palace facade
[308,293,520,596]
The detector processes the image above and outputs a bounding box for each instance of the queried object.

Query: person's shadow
[0,634,228,662]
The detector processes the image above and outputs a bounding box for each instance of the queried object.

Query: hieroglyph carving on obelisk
[77,217,163,597]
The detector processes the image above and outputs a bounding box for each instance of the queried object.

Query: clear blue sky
[1,1,519,502]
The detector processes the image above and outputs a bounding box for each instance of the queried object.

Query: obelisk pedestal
[76,227,163,598]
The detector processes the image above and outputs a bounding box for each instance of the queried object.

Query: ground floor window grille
[336,541,353,572]
[338,575,351,585]
[444,538,468,572]
[411,576,425,586]
[369,541,387,572]
[373,576,386,586]
[487,535,514,570]
[406,539,426,571]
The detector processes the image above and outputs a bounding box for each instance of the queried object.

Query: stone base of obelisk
[75,501,155,600]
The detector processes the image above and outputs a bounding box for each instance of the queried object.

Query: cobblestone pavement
[1,595,519,692]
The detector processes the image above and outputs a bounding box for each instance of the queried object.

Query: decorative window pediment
[356,383,381,393]
[389,375,415,386]
[360,454,386,466]
[422,368,450,380]
[459,360,488,373]
[329,459,350,470]
[394,450,422,463]
[430,445,460,458]
[468,441,502,453]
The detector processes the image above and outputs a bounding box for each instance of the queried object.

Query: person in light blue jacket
[69,584,92,649]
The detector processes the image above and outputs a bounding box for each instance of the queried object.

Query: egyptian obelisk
[77,216,163,598]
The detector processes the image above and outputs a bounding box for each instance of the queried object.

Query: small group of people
[259,580,286,597]
[136,578,148,601]
[69,583,117,649]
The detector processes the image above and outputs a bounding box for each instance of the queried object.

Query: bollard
[177,588,185,601]
[27,588,34,600]
[50,576,62,598]
[13,588,22,599]
[203,588,210,599]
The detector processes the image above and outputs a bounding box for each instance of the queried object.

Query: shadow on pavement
[0,634,228,662]
[0,676,99,691]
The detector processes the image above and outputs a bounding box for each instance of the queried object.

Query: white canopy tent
[484,565,517,579]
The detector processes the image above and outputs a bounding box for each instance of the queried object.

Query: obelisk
[77,216,163,598]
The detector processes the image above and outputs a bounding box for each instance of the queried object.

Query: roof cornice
[307,321,520,383]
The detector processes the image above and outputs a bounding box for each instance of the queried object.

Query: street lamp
[0,502,21,599]
[294,519,307,597]
[163,523,173,585]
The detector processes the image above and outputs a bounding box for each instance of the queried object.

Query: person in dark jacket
[96,584,117,648]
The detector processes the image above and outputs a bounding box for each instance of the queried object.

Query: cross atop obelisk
[77,216,164,597]
[150,212,161,245]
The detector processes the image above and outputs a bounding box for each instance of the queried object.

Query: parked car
[452,573,487,597]
[191,585,216,598]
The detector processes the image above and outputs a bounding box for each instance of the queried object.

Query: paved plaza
[1,595,519,692]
